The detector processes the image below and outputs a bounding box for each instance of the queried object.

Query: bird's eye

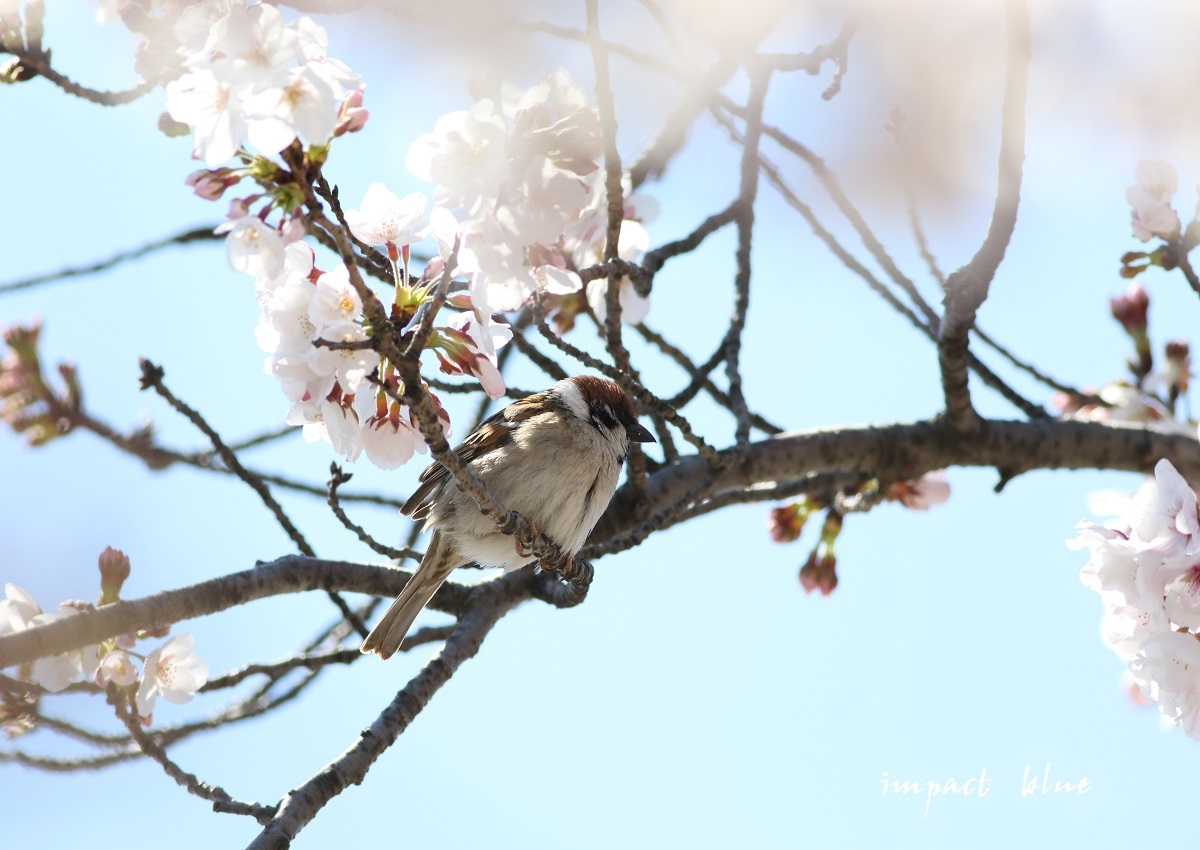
[589,402,619,430]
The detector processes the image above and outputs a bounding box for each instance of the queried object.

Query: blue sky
[2,1,1198,846]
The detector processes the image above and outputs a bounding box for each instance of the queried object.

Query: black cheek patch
[590,402,619,430]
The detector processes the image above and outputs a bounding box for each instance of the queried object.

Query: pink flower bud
[115,633,137,650]
[1165,339,1191,394]
[334,89,369,136]
[887,471,951,511]
[98,546,131,605]
[227,198,250,220]
[280,213,307,245]
[1110,283,1150,334]
[799,549,838,597]
[186,167,241,201]
[766,502,807,543]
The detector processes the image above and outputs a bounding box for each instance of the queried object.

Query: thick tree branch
[938,0,1030,432]
[0,558,469,669]
[591,417,1200,542]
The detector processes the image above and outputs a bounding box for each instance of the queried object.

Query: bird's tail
[361,531,457,660]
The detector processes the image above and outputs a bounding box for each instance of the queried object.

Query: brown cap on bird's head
[559,375,655,443]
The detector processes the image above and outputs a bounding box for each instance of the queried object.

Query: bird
[361,375,655,659]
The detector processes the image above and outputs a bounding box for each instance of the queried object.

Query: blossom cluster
[1126,160,1181,243]
[0,581,207,722]
[1071,458,1200,739]
[225,72,649,467]
[252,231,472,469]
[162,2,363,166]
[407,71,655,332]
[152,5,655,471]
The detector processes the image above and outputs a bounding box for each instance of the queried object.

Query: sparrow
[361,375,655,659]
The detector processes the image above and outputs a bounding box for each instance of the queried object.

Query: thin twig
[634,323,783,434]
[640,201,741,289]
[529,295,722,465]
[0,226,221,296]
[326,463,422,561]
[508,325,571,380]
[6,48,155,106]
[586,0,648,504]
[105,685,276,823]
[201,630,454,692]
[137,360,316,557]
[136,359,370,637]
[726,66,770,446]
[711,107,1046,420]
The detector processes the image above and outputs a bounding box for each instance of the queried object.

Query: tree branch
[246,576,525,848]
[591,417,1200,542]
[937,0,1030,432]
[0,557,469,669]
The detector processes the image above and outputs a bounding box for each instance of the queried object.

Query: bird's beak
[626,420,656,443]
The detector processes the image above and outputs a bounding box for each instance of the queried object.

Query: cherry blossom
[214,3,297,93]
[135,634,209,716]
[434,312,512,400]
[1069,521,1139,602]
[1110,283,1149,335]
[294,16,360,95]
[257,278,319,361]
[405,72,650,334]
[186,166,242,200]
[255,242,315,303]
[175,1,246,60]
[1101,598,1170,661]
[344,184,430,252]
[165,5,359,164]
[1164,568,1200,630]
[219,215,285,280]
[406,101,509,211]
[534,265,583,297]
[583,219,651,326]
[165,69,247,166]
[0,583,40,636]
[302,397,364,462]
[97,546,131,605]
[586,275,650,326]
[1143,340,1192,399]
[309,263,363,327]
[309,319,378,394]
[28,608,99,693]
[1128,459,1200,569]
[1129,631,1200,740]
[1073,457,1200,739]
[1063,382,1185,430]
[95,650,139,688]
[1126,160,1180,242]
[361,405,419,470]
[244,64,338,154]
